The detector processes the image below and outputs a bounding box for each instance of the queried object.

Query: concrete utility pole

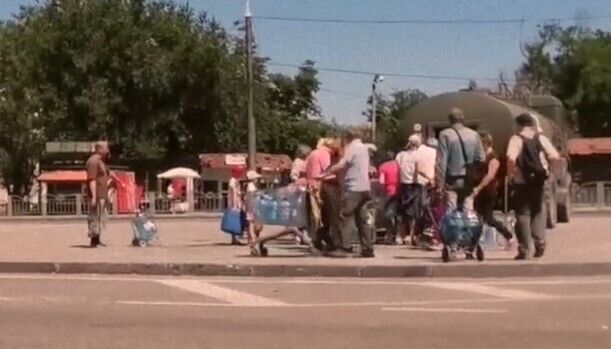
[371,74,384,143]
[245,0,256,170]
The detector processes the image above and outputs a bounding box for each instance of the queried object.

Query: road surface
[0,274,610,348]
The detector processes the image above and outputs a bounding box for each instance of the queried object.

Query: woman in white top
[228,166,247,245]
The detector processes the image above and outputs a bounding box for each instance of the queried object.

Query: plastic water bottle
[280,199,291,224]
[270,200,278,224]
[480,224,498,249]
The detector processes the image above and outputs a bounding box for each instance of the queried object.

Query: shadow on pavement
[70,244,95,249]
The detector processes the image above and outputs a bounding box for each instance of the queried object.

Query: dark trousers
[474,192,512,240]
[313,183,340,249]
[382,194,399,241]
[339,191,373,253]
[513,184,546,255]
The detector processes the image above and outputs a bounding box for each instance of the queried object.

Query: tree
[517,24,611,136]
[364,89,427,151]
[0,0,330,192]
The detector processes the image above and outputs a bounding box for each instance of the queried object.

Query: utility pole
[371,74,384,144]
[371,81,377,143]
[245,0,256,170]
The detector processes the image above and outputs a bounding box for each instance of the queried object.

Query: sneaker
[534,246,545,258]
[395,237,404,245]
[90,236,98,248]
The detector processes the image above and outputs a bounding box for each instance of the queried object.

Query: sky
[1,0,611,125]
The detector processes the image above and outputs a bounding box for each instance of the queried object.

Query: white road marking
[422,282,556,300]
[382,307,506,314]
[156,279,287,306]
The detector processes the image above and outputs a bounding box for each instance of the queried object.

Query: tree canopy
[364,89,428,152]
[0,0,331,193]
[517,24,611,137]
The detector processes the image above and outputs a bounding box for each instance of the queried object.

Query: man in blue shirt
[436,108,485,210]
[323,129,374,257]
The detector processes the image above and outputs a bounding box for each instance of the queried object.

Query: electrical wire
[268,62,508,82]
[254,14,611,25]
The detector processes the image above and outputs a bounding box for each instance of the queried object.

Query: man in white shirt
[507,113,560,260]
[395,134,430,245]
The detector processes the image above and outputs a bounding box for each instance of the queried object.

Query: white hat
[408,133,422,145]
[246,170,261,180]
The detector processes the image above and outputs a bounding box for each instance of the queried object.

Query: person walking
[472,133,513,247]
[85,141,112,247]
[227,166,247,245]
[396,134,431,246]
[507,113,560,260]
[321,129,374,257]
[436,108,485,211]
[305,138,340,252]
[377,151,399,244]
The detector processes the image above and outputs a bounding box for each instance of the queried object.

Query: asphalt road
[0,274,610,349]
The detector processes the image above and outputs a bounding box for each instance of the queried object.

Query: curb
[1,261,610,278]
[0,213,221,223]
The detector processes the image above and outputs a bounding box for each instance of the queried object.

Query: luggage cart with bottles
[248,185,316,257]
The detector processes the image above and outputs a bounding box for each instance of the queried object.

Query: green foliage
[0,0,329,193]
[365,89,427,151]
[518,24,611,136]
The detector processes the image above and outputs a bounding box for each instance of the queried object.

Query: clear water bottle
[280,199,291,224]
[270,200,278,224]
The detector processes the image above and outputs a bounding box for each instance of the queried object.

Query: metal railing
[571,181,611,209]
[0,191,226,217]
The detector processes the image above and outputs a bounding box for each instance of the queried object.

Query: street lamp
[371,74,384,143]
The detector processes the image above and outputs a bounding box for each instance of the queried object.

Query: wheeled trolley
[440,208,484,262]
[131,212,159,247]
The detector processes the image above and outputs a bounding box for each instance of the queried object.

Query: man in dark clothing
[507,113,560,260]
[322,129,374,257]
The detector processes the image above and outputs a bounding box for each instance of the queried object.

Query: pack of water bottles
[251,185,308,227]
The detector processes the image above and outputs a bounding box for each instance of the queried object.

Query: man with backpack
[507,113,560,260]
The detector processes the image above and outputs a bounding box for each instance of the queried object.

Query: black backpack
[517,134,548,185]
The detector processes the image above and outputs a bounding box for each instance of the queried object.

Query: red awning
[38,170,87,182]
[567,138,611,156]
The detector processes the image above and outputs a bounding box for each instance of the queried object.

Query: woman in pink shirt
[378,152,400,244]
[305,138,341,252]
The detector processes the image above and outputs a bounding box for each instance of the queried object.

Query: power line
[254,14,611,25]
[268,62,507,82]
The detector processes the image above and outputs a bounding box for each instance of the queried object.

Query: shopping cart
[248,185,315,257]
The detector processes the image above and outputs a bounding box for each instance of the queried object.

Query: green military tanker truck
[399,90,571,226]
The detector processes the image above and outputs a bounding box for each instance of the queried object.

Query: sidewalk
[0,214,610,278]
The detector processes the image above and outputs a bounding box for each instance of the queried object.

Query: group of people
[280,107,559,260]
[378,108,559,260]
[83,106,560,261]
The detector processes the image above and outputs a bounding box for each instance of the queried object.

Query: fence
[571,181,611,210]
[2,182,608,216]
[0,192,226,217]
